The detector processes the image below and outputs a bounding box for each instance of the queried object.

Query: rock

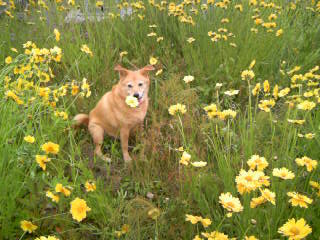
[64,9,86,23]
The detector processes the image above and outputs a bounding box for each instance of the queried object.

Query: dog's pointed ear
[114,64,129,79]
[139,65,155,77]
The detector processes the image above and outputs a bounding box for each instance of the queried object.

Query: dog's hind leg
[88,122,111,163]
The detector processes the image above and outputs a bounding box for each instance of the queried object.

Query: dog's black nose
[133,93,139,99]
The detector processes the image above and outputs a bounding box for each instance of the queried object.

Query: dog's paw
[124,155,132,163]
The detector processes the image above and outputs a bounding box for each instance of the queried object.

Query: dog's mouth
[137,96,143,103]
[135,93,144,104]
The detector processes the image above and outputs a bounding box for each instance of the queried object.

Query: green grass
[0,0,320,239]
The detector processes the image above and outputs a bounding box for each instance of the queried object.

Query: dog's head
[114,64,155,104]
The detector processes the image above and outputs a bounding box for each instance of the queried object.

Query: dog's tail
[73,114,89,127]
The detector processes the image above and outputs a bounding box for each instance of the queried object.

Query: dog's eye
[128,84,133,88]
[138,83,143,87]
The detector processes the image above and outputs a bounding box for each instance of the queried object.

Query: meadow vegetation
[0,0,320,239]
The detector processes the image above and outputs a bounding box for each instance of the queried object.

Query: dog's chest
[126,107,147,125]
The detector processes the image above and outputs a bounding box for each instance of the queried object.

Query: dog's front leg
[120,127,132,163]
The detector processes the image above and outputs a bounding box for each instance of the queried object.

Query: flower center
[290,226,300,235]
[226,202,235,209]
[77,205,85,213]
[245,176,253,181]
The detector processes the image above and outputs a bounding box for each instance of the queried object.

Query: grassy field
[0,0,320,239]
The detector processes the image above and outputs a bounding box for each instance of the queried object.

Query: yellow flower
[5,90,24,105]
[71,81,80,96]
[185,214,202,224]
[208,31,214,37]
[221,18,229,23]
[168,103,187,115]
[180,151,191,166]
[204,103,218,119]
[263,80,270,93]
[35,236,59,240]
[201,231,229,240]
[245,236,259,240]
[250,196,266,208]
[297,100,316,111]
[258,99,275,112]
[224,89,239,96]
[81,78,91,98]
[287,192,313,208]
[235,4,243,12]
[273,84,279,99]
[287,119,305,125]
[235,169,269,194]
[50,46,62,62]
[219,192,243,213]
[247,155,269,171]
[85,181,96,192]
[149,56,158,65]
[46,191,60,203]
[278,87,290,97]
[177,146,184,152]
[252,83,261,96]
[55,183,71,197]
[5,56,12,64]
[287,66,301,75]
[148,208,160,220]
[200,218,212,228]
[53,28,60,42]
[157,36,164,42]
[276,29,283,37]
[36,155,50,171]
[272,167,295,180]
[96,0,103,8]
[268,13,277,21]
[309,181,320,190]
[249,59,256,69]
[187,37,195,43]
[70,197,91,222]
[119,51,128,58]
[20,220,38,233]
[54,111,68,120]
[147,32,157,37]
[121,224,130,234]
[155,69,163,76]
[38,71,50,83]
[218,109,237,120]
[11,48,18,53]
[81,44,93,57]
[251,28,258,33]
[260,188,276,205]
[191,161,207,167]
[125,96,139,108]
[41,141,59,155]
[241,69,255,81]
[137,14,145,20]
[193,235,202,240]
[278,218,312,240]
[295,156,317,172]
[183,75,194,83]
[24,135,35,143]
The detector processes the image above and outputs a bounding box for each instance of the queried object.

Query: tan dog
[74,64,154,163]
